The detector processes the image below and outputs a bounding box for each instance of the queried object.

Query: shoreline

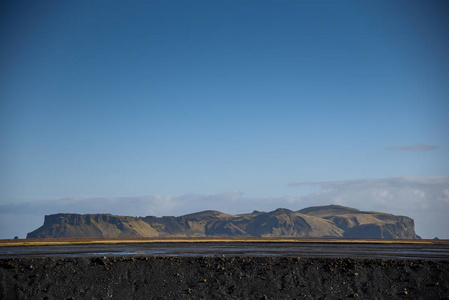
[1,237,447,247]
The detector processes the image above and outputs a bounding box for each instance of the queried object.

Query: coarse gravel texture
[1,256,448,299]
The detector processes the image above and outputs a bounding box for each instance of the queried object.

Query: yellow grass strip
[0,237,447,247]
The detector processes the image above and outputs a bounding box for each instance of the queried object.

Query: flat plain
[1,237,448,247]
[1,238,449,261]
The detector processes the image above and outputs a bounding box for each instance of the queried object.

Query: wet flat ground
[2,242,449,260]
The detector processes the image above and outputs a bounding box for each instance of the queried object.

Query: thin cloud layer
[289,177,449,238]
[1,177,448,239]
[384,144,439,151]
[0,192,302,239]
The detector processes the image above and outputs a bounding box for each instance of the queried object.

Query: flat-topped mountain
[27,205,420,239]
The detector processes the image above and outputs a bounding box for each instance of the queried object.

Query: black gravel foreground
[1,256,448,299]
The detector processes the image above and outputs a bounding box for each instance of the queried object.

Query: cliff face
[27,205,420,239]
[27,214,158,238]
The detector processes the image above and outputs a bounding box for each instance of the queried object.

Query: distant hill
[27,205,420,239]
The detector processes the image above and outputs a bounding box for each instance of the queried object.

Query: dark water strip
[1,242,449,260]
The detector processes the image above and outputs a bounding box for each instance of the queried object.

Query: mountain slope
[299,205,419,239]
[27,205,420,239]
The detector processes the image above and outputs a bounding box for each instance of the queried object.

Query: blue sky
[1,0,448,238]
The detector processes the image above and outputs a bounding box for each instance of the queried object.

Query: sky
[1,0,448,239]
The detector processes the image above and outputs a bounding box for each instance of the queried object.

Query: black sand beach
[1,255,448,299]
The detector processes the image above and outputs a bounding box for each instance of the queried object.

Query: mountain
[298,205,419,239]
[27,205,420,239]
[27,214,158,238]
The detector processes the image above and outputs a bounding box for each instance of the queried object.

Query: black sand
[1,255,448,299]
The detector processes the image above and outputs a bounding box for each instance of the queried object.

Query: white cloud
[1,177,448,239]
[289,177,449,239]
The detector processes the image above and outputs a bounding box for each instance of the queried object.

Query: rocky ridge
[27,205,420,239]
